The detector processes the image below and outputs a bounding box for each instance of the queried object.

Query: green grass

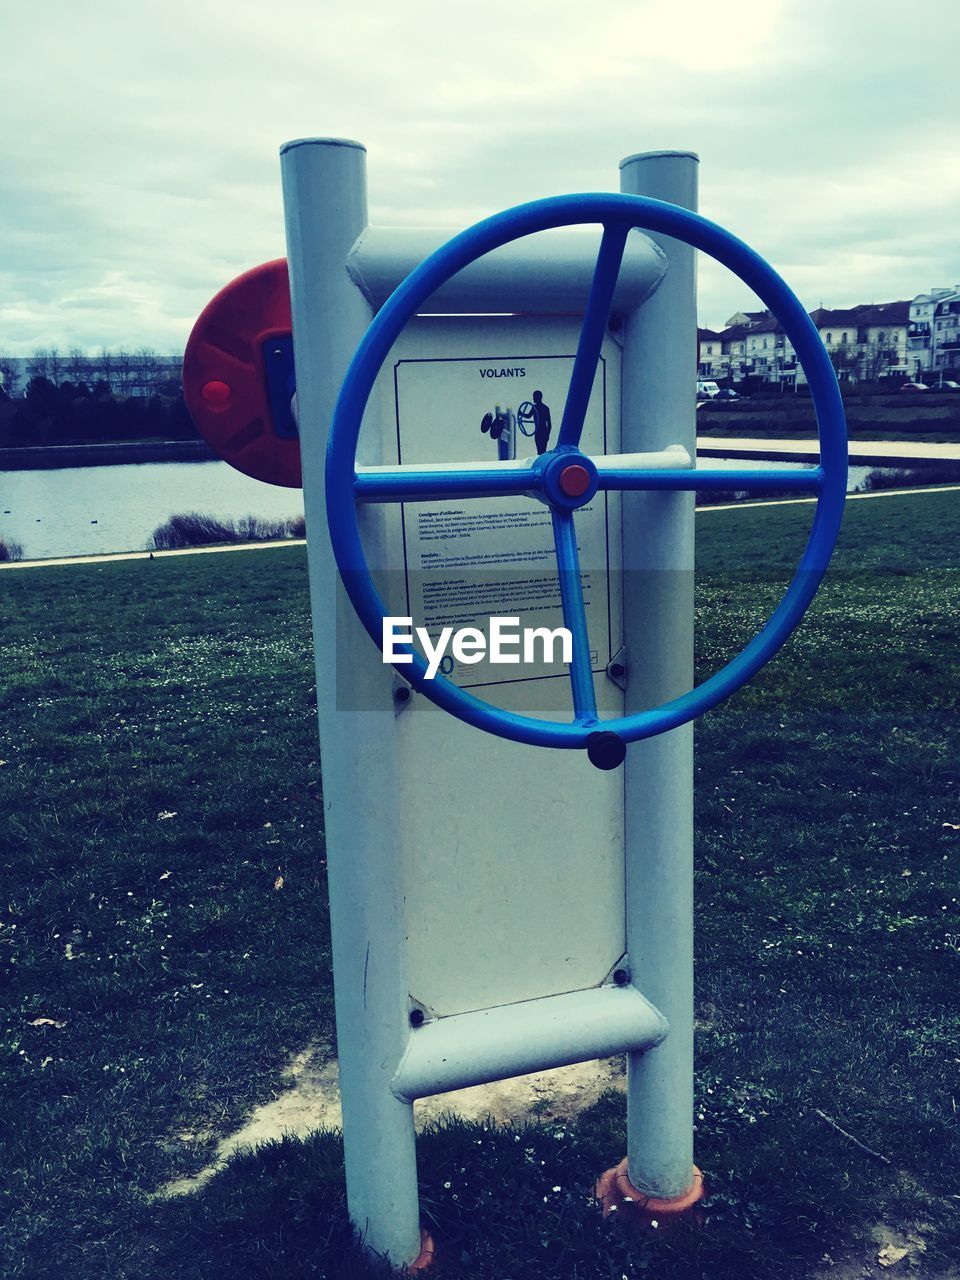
[2,492,959,1277]
[0,548,334,1275]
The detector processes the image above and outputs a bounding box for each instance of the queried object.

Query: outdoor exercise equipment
[325,192,847,772]
[516,400,538,434]
[182,258,301,488]
[181,139,849,1272]
[479,406,515,460]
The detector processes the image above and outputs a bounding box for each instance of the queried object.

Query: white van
[697,380,721,399]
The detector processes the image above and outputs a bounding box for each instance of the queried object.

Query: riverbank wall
[0,439,217,471]
[698,391,960,438]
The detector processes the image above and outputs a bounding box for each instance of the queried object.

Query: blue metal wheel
[325,194,847,765]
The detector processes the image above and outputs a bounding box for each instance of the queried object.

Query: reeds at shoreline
[150,512,305,550]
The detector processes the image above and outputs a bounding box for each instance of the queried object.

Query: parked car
[696,380,721,399]
[714,388,741,401]
[939,380,960,391]
[900,381,930,392]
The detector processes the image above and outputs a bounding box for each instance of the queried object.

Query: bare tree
[67,347,90,386]
[113,350,137,395]
[0,353,22,398]
[828,344,858,382]
[132,346,160,395]
[27,349,51,382]
[857,342,887,382]
[93,348,116,392]
[27,348,66,386]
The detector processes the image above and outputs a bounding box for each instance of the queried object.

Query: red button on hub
[201,380,232,408]
[558,463,591,498]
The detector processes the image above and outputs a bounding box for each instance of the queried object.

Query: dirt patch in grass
[815,1220,958,1280]
[157,1044,625,1198]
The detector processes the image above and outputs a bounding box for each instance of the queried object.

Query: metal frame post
[619,150,700,1199]
[280,138,423,1267]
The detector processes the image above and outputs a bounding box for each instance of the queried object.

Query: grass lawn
[1,490,959,1278]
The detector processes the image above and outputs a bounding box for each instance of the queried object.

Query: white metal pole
[280,138,423,1266]
[619,150,700,1200]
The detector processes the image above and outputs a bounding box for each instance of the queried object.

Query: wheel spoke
[354,460,538,503]
[594,464,824,494]
[556,221,629,449]
[551,510,598,722]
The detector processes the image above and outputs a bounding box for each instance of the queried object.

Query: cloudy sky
[2,0,957,356]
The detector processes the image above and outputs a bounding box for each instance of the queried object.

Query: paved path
[0,538,305,572]
[700,483,960,513]
[697,436,960,466]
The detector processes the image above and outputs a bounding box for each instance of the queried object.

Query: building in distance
[699,299,922,388]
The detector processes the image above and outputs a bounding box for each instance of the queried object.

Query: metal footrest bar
[391,984,668,1103]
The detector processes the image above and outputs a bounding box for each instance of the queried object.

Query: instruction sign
[379,316,626,1017]
[393,352,615,689]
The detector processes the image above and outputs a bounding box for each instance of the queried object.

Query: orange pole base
[595,1159,705,1229]
[405,1229,437,1272]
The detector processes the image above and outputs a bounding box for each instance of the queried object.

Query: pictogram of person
[480,406,514,459]
[531,389,552,455]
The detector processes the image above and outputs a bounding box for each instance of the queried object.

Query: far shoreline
[0,439,217,471]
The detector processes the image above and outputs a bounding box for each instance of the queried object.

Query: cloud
[1,0,958,352]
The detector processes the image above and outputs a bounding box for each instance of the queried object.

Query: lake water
[1,460,305,561]
[0,456,879,562]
